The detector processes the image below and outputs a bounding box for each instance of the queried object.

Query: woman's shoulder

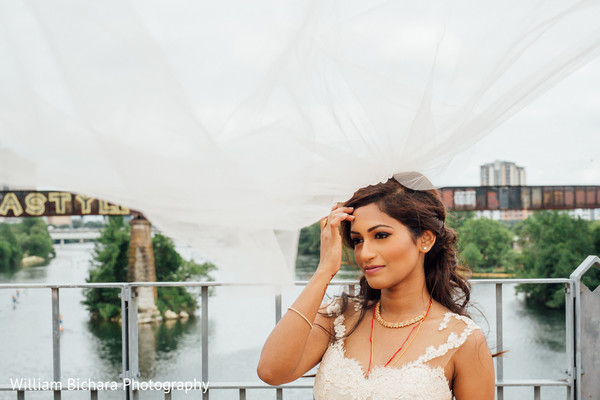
[428,302,480,333]
[431,307,489,364]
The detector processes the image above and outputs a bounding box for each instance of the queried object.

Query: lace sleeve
[415,313,481,365]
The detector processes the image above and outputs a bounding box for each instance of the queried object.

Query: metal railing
[0,255,598,400]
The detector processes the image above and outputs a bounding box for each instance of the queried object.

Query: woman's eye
[350,238,363,246]
[374,232,390,239]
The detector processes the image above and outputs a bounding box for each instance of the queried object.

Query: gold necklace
[374,300,429,328]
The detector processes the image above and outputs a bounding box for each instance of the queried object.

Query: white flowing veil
[1,0,600,289]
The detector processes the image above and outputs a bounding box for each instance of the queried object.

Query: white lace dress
[313,302,481,400]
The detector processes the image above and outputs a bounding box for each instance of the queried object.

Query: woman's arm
[452,329,495,400]
[257,205,354,385]
[256,270,334,385]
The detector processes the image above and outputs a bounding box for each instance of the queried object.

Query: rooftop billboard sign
[0,191,130,217]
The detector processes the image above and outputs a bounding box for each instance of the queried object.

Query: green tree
[152,233,216,314]
[515,211,598,309]
[460,242,484,270]
[446,211,476,231]
[82,217,130,320]
[592,222,600,255]
[83,217,216,321]
[17,218,55,261]
[457,218,513,270]
[0,224,23,271]
[298,221,321,256]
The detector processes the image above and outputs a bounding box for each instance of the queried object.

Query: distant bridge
[49,228,101,245]
[439,185,600,211]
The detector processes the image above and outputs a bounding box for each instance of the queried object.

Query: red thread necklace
[366,297,433,376]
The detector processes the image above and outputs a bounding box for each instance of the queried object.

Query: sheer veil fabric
[1,0,600,288]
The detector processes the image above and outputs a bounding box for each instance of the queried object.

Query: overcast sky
[434,55,600,188]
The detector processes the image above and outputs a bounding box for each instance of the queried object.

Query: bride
[257,175,495,400]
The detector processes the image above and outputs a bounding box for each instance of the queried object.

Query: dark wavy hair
[328,177,472,339]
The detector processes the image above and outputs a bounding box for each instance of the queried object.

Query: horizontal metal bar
[470,278,571,285]
[1,380,571,392]
[0,385,125,391]
[0,383,311,392]
[496,380,570,387]
[0,283,127,289]
[130,278,571,287]
[295,280,361,286]
[0,277,571,290]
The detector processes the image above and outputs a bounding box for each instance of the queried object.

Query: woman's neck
[379,283,431,321]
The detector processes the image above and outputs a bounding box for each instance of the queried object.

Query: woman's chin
[364,276,385,290]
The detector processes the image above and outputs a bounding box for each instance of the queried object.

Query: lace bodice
[313,302,480,400]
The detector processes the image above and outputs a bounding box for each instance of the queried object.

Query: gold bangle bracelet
[287,307,313,329]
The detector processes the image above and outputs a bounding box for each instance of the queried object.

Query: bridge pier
[127,217,160,323]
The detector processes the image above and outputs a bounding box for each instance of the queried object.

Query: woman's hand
[317,204,355,278]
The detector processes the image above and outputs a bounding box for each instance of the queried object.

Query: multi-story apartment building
[480,160,531,221]
[480,160,526,186]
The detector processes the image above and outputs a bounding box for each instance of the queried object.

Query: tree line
[0,218,55,271]
[297,210,600,309]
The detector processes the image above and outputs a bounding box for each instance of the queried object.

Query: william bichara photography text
[10,378,210,394]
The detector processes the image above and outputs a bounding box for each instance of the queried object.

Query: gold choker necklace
[374,299,431,328]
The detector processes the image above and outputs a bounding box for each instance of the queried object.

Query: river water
[0,244,569,400]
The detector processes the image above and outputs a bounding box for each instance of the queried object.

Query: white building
[480,160,526,186]
[569,208,600,221]
[479,160,529,221]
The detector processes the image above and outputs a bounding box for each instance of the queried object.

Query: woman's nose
[360,240,376,262]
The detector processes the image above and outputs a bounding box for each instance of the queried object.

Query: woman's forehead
[350,203,400,230]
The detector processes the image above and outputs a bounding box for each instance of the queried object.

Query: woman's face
[349,203,424,290]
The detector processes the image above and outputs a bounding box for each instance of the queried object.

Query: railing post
[275,293,282,323]
[51,287,61,400]
[274,293,282,399]
[495,283,503,400]
[569,255,600,400]
[128,286,139,400]
[202,285,209,400]
[573,268,583,400]
[565,281,575,400]
[120,285,139,400]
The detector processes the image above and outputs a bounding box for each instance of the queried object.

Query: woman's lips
[364,265,385,274]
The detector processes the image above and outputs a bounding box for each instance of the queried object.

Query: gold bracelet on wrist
[287,307,313,329]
